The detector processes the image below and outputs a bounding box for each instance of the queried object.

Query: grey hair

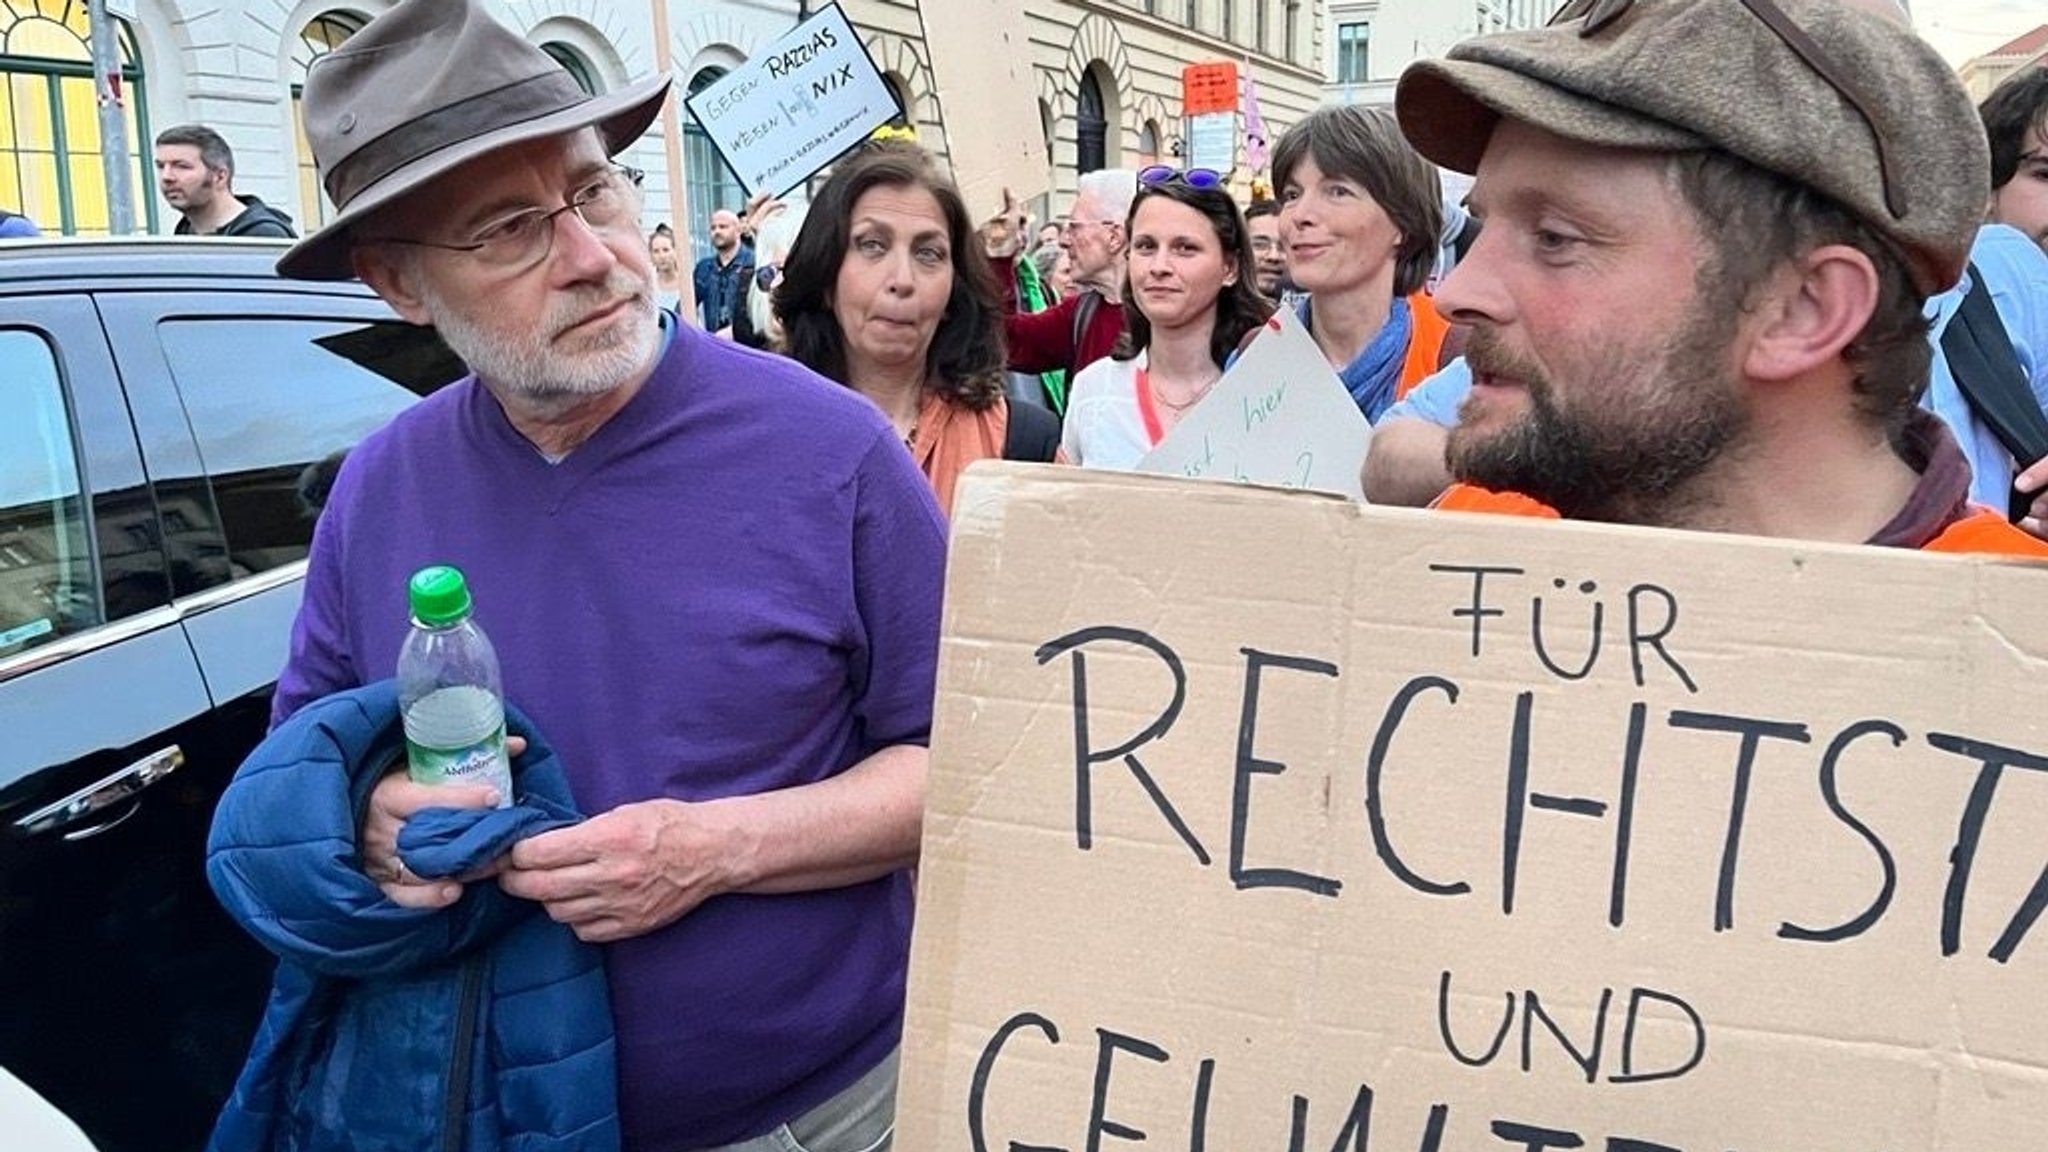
[1075,168,1139,222]
[749,203,809,344]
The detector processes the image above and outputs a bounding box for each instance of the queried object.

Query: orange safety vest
[1432,483,2048,558]
[1396,290,1452,400]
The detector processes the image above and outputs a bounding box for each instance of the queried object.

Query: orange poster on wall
[1181,61,1239,117]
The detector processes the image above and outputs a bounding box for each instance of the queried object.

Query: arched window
[882,72,911,129]
[1075,72,1106,175]
[542,42,598,96]
[0,0,153,235]
[1138,120,1160,168]
[683,66,744,259]
[291,11,364,229]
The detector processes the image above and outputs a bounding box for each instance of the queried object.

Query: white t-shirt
[1061,351,1162,470]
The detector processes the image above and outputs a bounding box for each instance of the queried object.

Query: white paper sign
[1136,307,1371,498]
[682,4,901,198]
[1185,111,1238,174]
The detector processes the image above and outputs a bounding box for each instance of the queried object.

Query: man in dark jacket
[155,124,297,237]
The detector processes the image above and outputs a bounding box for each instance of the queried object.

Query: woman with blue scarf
[1274,105,1453,422]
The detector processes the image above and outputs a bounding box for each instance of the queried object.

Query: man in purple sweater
[270,2,946,1148]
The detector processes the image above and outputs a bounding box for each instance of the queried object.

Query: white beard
[422,268,660,406]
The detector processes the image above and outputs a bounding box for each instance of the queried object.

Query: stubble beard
[1445,307,1750,526]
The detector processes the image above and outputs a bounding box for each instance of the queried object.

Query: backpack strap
[1069,290,1102,363]
[1001,398,1062,463]
[1940,262,2048,519]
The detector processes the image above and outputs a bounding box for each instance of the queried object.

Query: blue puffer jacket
[204,681,619,1152]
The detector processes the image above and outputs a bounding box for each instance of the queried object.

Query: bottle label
[406,724,513,798]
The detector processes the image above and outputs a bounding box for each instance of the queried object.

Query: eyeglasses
[755,263,781,292]
[1061,217,1117,235]
[369,165,646,274]
[1138,165,1225,190]
[1547,0,1903,220]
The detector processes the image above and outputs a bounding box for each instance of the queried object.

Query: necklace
[1147,369,1219,413]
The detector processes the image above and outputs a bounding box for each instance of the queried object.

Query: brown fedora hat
[277,0,670,281]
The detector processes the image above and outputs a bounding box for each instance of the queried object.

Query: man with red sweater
[986,169,1136,392]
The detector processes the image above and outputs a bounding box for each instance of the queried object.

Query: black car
[0,239,464,1152]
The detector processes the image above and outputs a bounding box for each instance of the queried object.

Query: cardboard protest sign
[900,463,2048,1151]
[1138,308,1371,499]
[917,0,1047,221]
[682,4,899,198]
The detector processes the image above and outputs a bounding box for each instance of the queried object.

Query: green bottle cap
[408,565,473,626]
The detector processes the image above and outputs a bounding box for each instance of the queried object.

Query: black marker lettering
[1531,578,1603,681]
[1086,1029,1169,1152]
[1037,628,1208,864]
[1668,711,1812,932]
[1779,720,1903,944]
[1233,648,1343,895]
[1624,583,1697,693]
[1365,676,1471,897]
[1927,732,2048,959]
[969,1012,1066,1152]
[1430,563,1524,658]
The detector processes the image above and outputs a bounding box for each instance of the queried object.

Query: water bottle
[397,565,513,806]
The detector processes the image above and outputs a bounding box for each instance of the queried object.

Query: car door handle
[13,746,186,841]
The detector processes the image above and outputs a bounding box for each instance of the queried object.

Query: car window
[157,317,446,578]
[0,329,99,658]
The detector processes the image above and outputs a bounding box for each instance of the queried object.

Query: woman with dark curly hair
[1060,166,1275,468]
[776,143,1058,515]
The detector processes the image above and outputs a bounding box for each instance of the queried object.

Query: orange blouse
[909,391,1008,519]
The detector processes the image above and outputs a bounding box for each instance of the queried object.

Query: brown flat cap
[278,0,669,281]
[1395,0,1987,295]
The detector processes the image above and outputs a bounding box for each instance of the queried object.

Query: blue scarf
[1298,295,1411,422]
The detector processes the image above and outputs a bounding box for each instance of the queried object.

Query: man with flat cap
[1383,0,2048,556]
[254,1,944,1148]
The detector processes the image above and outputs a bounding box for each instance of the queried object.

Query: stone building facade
[2,0,1327,257]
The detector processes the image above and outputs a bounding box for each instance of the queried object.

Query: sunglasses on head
[1138,165,1226,191]
[1546,0,1904,219]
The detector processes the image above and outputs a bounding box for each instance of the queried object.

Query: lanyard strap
[1134,365,1165,447]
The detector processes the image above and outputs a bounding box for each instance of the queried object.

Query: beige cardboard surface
[902,463,2048,1151]
[916,0,1047,221]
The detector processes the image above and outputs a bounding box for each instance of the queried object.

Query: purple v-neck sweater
[273,322,947,1148]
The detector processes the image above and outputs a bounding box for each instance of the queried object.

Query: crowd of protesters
[199,0,2048,1149]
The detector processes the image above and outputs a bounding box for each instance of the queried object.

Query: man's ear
[1740,244,1880,384]
[352,244,434,326]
